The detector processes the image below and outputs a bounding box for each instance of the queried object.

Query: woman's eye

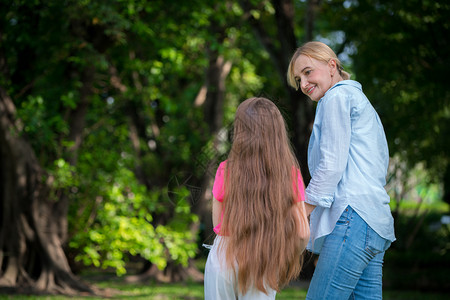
[305,70,311,75]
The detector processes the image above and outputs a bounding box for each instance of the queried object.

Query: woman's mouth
[306,86,315,95]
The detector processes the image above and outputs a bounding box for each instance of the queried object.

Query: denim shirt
[305,80,396,254]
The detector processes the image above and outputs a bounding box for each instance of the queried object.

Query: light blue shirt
[306,80,396,254]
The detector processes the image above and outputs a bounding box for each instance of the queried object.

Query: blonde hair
[287,41,351,90]
[220,97,309,294]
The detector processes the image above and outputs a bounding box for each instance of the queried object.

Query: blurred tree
[0,87,95,293]
[0,0,98,293]
[0,0,204,293]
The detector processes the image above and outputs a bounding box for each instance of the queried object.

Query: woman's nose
[300,78,308,91]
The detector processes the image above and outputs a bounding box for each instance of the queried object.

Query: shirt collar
[327,80,362,93]
[317,80,362,103]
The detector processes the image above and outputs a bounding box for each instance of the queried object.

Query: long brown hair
[219,97,309,294]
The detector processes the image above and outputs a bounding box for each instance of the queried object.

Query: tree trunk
[241,0,316,181]
[193,43,232,243]
[274,0,316,182]
[305,0,321,42]
[125,259,204,284]
[0,87,96,295]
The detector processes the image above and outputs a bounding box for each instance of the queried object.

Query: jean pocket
[365,226,390,257]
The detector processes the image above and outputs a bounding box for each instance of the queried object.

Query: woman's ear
[328,59,337,76]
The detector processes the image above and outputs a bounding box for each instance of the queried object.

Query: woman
[204,97,310,299]
[287,41,396,299]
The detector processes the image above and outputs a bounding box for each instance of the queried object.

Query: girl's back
[205,97,310,299]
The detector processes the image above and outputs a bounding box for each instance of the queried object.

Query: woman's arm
[306,93,351,208]
[305,202,316,216]
[295,201,311,251]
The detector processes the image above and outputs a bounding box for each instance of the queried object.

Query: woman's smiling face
[292,55,336,102]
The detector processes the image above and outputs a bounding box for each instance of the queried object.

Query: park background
[0,0,449,299]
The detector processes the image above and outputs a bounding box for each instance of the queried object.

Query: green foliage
[69,167,198,275]
[2,0,212,276]
[49,159,78,192]
[384,209,450,290]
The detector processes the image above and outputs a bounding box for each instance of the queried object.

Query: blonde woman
[204,97,310,299]
[287,41,396,299]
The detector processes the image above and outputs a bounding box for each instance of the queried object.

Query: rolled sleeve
[212,161,226,202]
[305,191,334,208]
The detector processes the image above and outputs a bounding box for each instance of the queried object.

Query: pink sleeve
[294,169,306,202]
[212,161,226,202]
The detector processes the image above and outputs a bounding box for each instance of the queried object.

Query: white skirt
[204,236,277,300]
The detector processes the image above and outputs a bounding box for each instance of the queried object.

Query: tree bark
[193,43,232,242]
[0,87,95,295]
[305,0,321,42]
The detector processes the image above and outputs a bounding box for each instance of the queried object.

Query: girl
[204,97,310,299]
[287,41,396,299]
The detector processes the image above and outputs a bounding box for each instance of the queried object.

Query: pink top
[212,161,306,235]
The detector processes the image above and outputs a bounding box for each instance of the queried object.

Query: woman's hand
[305,203,316,216]
[295,202,311,251]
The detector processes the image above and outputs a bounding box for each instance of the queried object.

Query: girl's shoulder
[218,160,227,170]
[212,161,227,201]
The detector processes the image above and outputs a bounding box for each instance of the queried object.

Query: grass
[0,278,448,300]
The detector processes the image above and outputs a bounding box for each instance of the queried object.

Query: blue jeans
[306,206,391,300]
